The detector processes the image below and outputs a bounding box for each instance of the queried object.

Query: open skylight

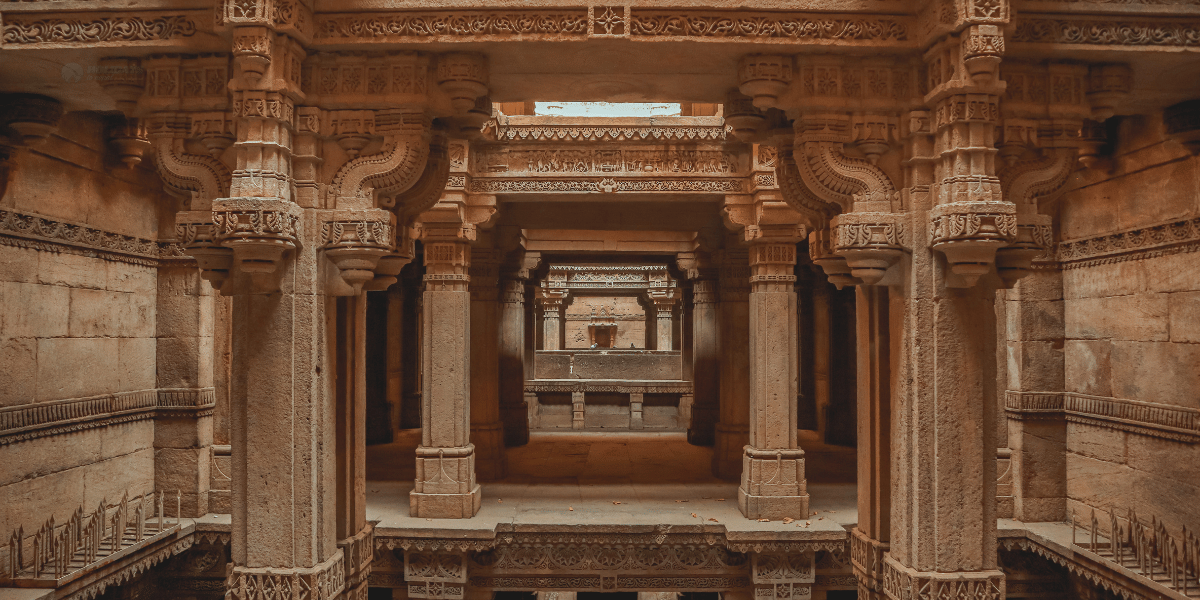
[534,102,681,117]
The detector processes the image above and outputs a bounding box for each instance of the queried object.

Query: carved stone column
[411,239,482,518]
[739,240,809,520]
[679,249,720,446]
[649,289,679,350]
[469,247,506,481]
[538,289,568,351]
[852,286,891,600]
[499,252,540,447]
[713,248,751,480]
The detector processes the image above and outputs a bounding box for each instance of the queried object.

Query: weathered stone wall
[563,295,647,349]
[1057,115,1200,534]
[0,112,173,540]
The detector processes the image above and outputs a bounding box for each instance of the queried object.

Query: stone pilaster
[713,248,751,480]
[405,551,467,600]
[679,251,720,446]
[648,289,679,350]
[499,251,539,447]
[853,286,891,600]
[739,241,809,520]
[469,247,506,481]
[571,390,585,430]
[410,239,482,518]
[629,392,645,430]
[538,289,568,351]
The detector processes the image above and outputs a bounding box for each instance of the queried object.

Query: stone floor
[365,431,858,534]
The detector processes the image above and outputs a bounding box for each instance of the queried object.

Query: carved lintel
[227,551,346,600]
[405,550,468,600]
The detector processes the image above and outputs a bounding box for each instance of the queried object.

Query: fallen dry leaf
[783,517,794,524]
[818,517,824,520]
[708,518,719,522]
[717,498,726,502]
[613,501,622,505]
[757,518,770,522]
[691,512,698,518]
[569,507,574,511]
[805,520,812,526]
[498,499,503,503]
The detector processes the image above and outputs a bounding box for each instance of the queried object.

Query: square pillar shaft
[499,279,530,446]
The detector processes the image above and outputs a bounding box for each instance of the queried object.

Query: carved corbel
[793,116,905,285]
[1087,64,1133,122]
[0,94,63,199]
[995,125,1077,286]
[738,55,794,110]
[211,197,303,290]
[149,114,236,288]
[416,193,498,244]
[1164,99,1200,156]
[724,90,768,142]
[437,53,489,114]
[325,109,432,290]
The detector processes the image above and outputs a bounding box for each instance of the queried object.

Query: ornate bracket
[321,209,396,294]
[0,94,63,200]
[995,144,1075,285]
[329,109,432,210]
[793,116,905,285]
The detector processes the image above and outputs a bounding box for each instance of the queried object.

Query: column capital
[423,240,471,292]
[748,242,798,292]
[227,551,346,600]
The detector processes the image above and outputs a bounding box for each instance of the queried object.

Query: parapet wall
[534,350,684,381]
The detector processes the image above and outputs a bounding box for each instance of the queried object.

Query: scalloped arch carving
[776,150,838,226]
[793,140,896,211]
[330,132,431,207]
[999,148,1075,207]
[153,138,232,210]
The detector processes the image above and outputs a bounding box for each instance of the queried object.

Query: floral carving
[629,12,909,41]
[1011,18,1200,46]
[2,15,198,45]
[315,12,589,40]
[469,178,743,193]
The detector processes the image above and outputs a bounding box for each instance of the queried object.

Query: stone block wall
[563,295,647,349]
[1055,114,1200,534]
[0,112,209,544]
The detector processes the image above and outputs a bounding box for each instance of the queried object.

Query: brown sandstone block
[5,465,86,534]
[1012,422,1067,498]
[0,427,104,486]
[1124,433,1200,489]
[156,336,206,388]
[1065,422,1126,465]
[97,420,155,462]
[1144,252,1200,294]
[1110,341,1200,408]
[1062,262,1146,300]
[119,337,156,391]
[1065,294,1168,341]
[82,448,154,510]
[0,337,37,407]
[1006,341,1063,391]
[154,447,210,491]
[1007,271,1063,302]
[1006,300,1064,342]
[106,262,156,295]
[38,252,107,290]
[156,292,205,337]
[0,246,39,284]
[1064,340,1112,396]
[36,337,120,401]
[1168,291,1200,342]
[0,281,69,339]
[155,414,214,448]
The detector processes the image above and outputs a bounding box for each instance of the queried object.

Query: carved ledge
[882,556,1004,600]
[929,202,1017,286]
[850,529,888,595]
[212,197,303,287]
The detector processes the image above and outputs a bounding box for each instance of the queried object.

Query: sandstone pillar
[469,247,506,481]
[539,290,568,351]
[499,252,540,447]
[386,285,405,437]
[410,239,482,518]
[334,296,373,600]
[739,241,809,520]
[678,252,720,446]
[851,286,890,600]
[713,248,750,480]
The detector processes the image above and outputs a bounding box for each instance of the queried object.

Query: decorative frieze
[478,149,740,175]
[850,529,888,595]
[628,12,910,43]
[525,382,694,395]
[752,552,816,600]
[469,178,744,194]
[1,13,200,46]
[486,121,727,142]
[406,551,467,600]
[882,557,1004,600]
[315,11,590,41]
[1011,17,1200,46]
[0,388,216,446]
[1004,391,1200,443]
[1056,216,1200,268]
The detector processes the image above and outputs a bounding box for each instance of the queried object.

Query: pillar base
[500,402,530,446]
[470,421,508,481]
[409,485,482,519]
[738,447,809,520]
[411,445,483,518]
[880,555,1005,600]
[226,551,346,600]
[850,528,888,600]
[713,423,748,480]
